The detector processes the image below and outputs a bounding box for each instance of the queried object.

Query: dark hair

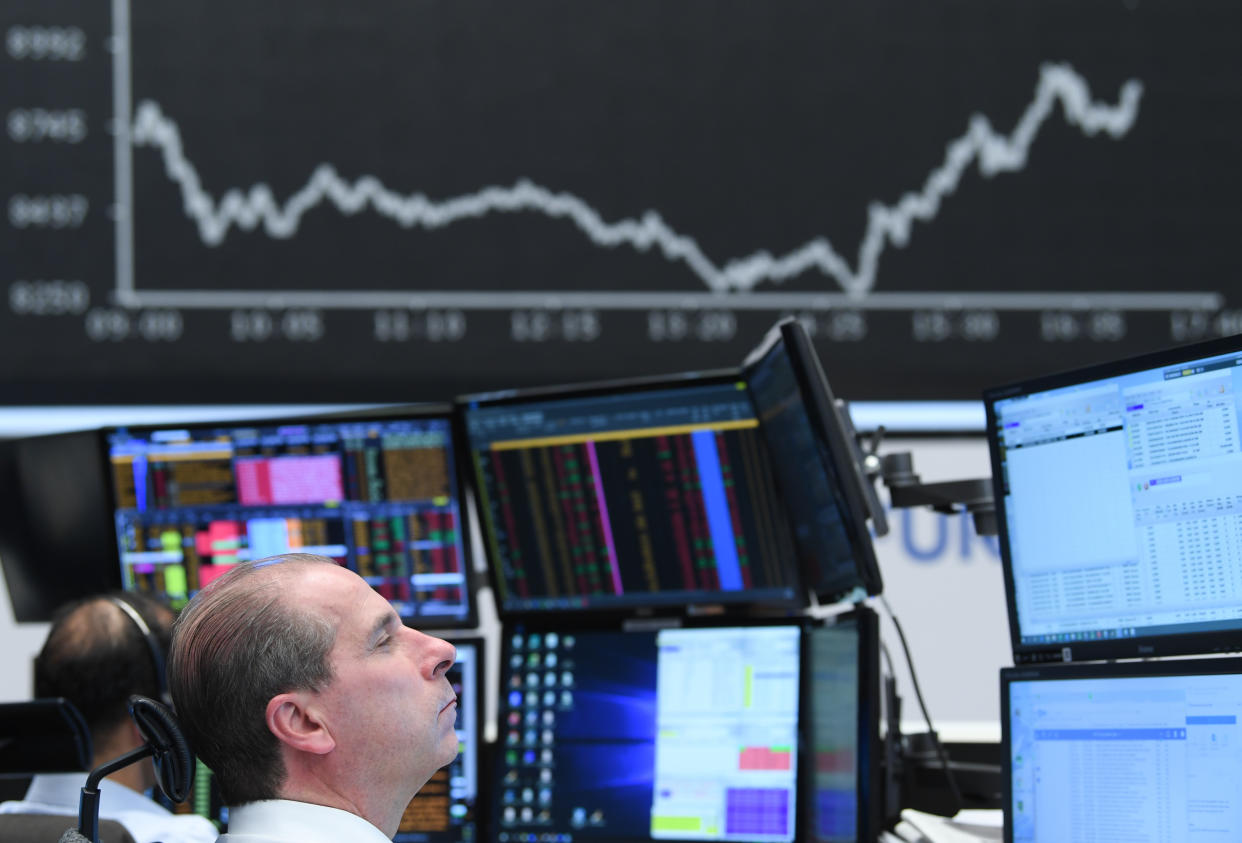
[167,554,336,806]
[34,591,174,738]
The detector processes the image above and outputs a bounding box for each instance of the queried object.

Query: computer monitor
[104,407,476,627]
[397,636,482,843]
[175,758,227,829]
[984,334,1242,662]
[459,373,803,618]
[744,318,885,604]
[1001,657,1242,843]
[493,621,805,842]
[807,607,882,843]
[0,429,119,622]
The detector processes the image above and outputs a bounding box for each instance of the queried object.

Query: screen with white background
[1007,664,1242,843]
[993,351,1242,647]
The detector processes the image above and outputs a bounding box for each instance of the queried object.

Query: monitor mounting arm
[860,428,998,536]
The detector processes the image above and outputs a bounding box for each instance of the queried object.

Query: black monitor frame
[0,697,93,774]
[457,369,808,622]
[0,428,120,622]
[806,605,883,843]
[102,403,478,629]
[743,318,885,604]
[491,614,811,843]
[999,655,1242,843]
[984,333,1242,664]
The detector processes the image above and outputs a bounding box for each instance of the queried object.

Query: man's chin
[438,737,462,769]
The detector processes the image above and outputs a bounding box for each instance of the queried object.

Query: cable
[878,594,965,814]
[879,638,896,680]
[879,638,898,735]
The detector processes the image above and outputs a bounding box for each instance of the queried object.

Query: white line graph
[126,62,1145,300]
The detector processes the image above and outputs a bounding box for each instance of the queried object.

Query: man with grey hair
[168,553,459,842]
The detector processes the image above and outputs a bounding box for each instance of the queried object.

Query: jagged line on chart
[131,62,1143,297]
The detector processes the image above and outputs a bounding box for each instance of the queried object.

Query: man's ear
[265,692,336,756]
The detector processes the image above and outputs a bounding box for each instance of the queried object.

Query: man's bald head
[35,592,173,737]
[167,554,338,805]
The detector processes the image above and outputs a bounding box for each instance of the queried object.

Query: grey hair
[167,553,337,805]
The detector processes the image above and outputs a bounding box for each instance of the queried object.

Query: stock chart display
[2,1,1240,402]
[107,414,475,625]
[463,379,801,615]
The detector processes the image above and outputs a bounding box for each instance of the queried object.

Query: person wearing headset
[0,591,217,843]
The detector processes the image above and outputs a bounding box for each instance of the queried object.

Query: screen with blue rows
[463,379,802,616]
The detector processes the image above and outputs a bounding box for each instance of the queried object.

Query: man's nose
[419,632,456,678]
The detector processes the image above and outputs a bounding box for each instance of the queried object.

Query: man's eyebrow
[367,612,399,647]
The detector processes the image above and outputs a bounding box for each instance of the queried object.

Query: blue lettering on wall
[901,507,947,561]
[880,509,1000,564]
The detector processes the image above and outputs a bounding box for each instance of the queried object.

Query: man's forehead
[303,565,396,633]
[278,563,362,610]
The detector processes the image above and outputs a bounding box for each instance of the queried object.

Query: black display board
[2,1,1238,403]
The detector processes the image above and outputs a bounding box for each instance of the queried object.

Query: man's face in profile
[290,564,460,787]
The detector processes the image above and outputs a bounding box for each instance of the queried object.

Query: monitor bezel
[101,402,479,629]
[743,318,884,604]
[999,655,1242,843]
[455,370,808,622]
[805,605,883,843]
[0,427,120,622]
[983,333,1242,664]
[492,614,812,843]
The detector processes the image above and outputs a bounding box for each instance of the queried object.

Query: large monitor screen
[397,637,481,843]
[807,608,882,843]
[494,623,804,842]
[984,334,1242,662]
[105,409,475,626]
[460,375,803,617]
[745,318,884,604]
[1001,657,1242,843]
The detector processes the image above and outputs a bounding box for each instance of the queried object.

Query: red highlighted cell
[739,746,792,771]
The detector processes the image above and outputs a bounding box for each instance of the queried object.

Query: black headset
[109,594,170,705]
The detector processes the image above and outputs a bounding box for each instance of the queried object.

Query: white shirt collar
[223,799,393,842]
[4,772,218,843]
[22,772,169,818]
